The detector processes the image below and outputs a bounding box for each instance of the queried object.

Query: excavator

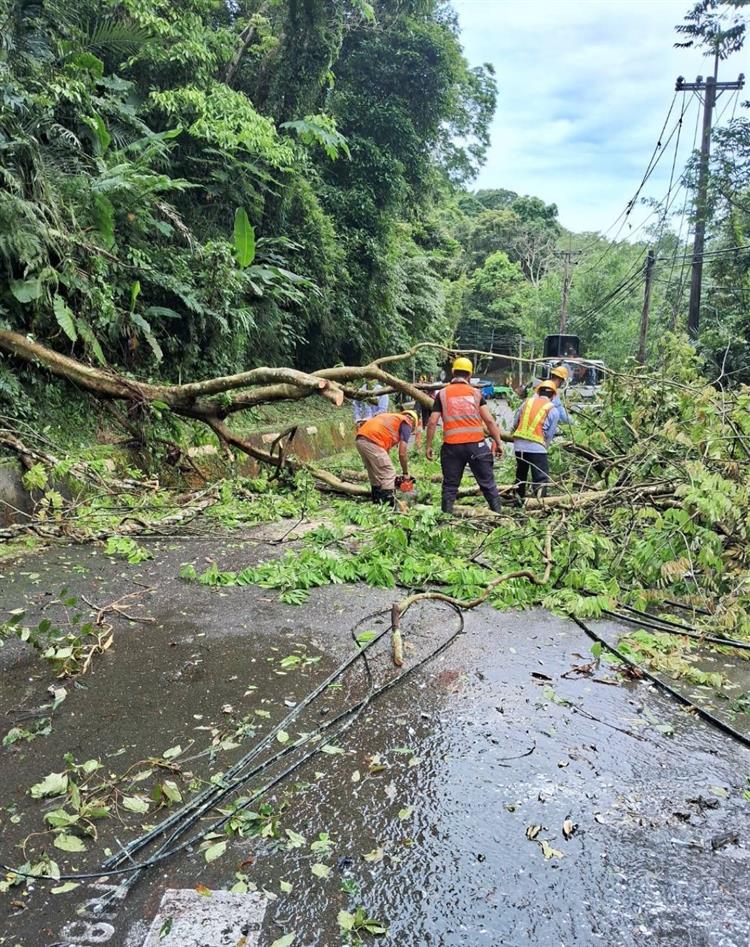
[535,333,605,399]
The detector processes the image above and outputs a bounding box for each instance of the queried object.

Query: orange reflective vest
[358,413,411,451]
[513,395,553,446]
[438,381,485,444]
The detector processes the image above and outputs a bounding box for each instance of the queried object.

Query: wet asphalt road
[0,533,749,947]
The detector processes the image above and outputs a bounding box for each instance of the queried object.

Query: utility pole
[676,72,744,337]
[637,249,656,365]
[557,249,581,333]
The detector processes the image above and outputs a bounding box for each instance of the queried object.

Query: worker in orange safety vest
[356,410,418,504]
[425,357,505,514]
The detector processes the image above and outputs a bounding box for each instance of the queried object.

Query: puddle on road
[0,543,749,946]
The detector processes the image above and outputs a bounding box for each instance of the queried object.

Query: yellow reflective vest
[513,395,553,446]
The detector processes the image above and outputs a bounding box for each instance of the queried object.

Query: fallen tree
[0,329,436,494]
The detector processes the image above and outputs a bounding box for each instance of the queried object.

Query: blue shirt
[353,388,389,422]
[552,393,569,424]
[512,398,561,453]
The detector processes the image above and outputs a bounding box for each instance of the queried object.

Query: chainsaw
[395,475,417,509]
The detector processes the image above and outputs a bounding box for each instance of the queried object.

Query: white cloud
[453,0,743,233]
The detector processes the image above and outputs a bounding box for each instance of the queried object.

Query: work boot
[370,486,381,504]
[487,494,502,514]
[441,498,454,514]
[375,488,396,506]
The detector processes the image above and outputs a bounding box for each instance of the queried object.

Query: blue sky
[453,0,745,234]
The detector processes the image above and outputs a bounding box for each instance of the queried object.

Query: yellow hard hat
[535,382,556,397]
[402,410,419,427]
[550,365,569,382]
[452,356,473,374]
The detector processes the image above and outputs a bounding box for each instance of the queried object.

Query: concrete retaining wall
[0,460,32,527]
[0,415,356,526]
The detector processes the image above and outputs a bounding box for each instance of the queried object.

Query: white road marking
[140,888,268,947]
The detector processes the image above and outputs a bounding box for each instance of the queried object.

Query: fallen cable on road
[601,605,750,652]
[0,600,465,890]
[572,617,750,751]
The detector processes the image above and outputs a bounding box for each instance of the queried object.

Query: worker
[425,357,504,514]
[548,365,571,423]
[353,381,389,428]
[511,382,561,500]
[356,410,418,504]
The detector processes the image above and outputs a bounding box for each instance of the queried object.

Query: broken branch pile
[4,332,750,648]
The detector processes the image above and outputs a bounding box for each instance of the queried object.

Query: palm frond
[82,18,151,58]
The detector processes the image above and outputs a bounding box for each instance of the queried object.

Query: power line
[574,93,681,258]
[577,92,693,275]
[567,264,646,330]
[661,94,703,328]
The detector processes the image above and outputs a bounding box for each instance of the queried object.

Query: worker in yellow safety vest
[356,410,418,504]
[511,382,561,499]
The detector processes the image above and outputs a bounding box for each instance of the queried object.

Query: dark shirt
[397,422,411,443]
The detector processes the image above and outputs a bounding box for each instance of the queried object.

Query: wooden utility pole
[637,249,656,364]
[558,250,581,333]
[676,72,744,337]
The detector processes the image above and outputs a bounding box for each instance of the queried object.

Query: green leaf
[84,112,111,153]
[398,806,413,821]
[233,208,256,268]
[79,803,110,820]
[321,744,344,755]
[53,296,78,343]
[354,0,375,22]
[270,935,295,947]
[161,780,182,804]
[30,772,68,799]
[204,840,226,863]
[51,881,80,894]
[310,862,331,879]
[121,794,150,814]
[159,917,173,939]
[10,278,42,303]
[75,319,106,365]
[93,194,115,248]
[280,880,293,893]
[310,832,333,853]
[162,744,182,760]
[69,51,104,76]
[130,312,163,362]
[44,809,79,829]
[337,911,355,932]
[53,833,87,853]
[277,730,290,744]
[285,828,305,849]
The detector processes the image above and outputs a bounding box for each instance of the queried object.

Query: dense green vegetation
[0,0,495,394]
[1,0,749,416]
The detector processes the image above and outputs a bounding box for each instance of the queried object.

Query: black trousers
[515,450,549,498]
[441,441,499,508]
